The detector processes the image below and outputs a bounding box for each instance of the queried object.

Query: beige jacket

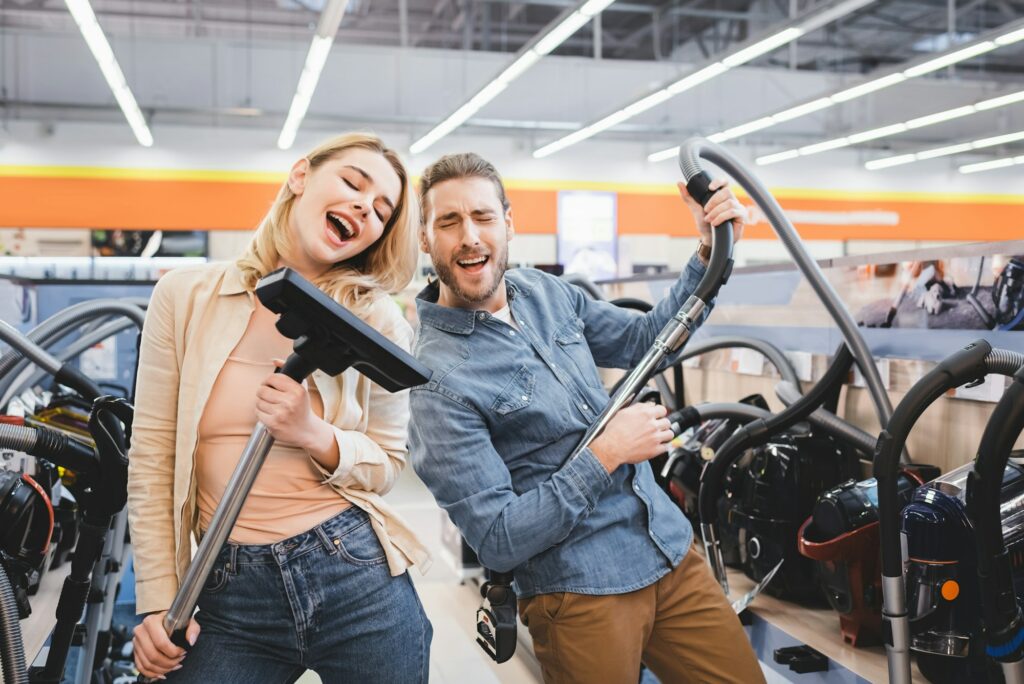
[126,261,430,614]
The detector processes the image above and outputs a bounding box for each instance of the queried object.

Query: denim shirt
[408,254,711,599]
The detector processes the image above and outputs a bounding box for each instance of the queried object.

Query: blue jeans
[165,507,432,683]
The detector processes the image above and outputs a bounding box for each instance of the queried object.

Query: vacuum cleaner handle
[968,366,1024,676]
[161,352,318,648]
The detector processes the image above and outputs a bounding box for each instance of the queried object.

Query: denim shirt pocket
[554,318,603,389]
[491,365,536,415]
[489,366,565,449]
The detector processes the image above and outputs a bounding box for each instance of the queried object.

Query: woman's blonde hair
[237,132,419,316]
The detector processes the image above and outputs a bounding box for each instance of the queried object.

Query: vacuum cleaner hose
[669,402,773,435]
[667,336,801,388]
[0,563,28,684]
[775,380,879,455]
[677,138,894,437]
[0,300,145,399]
[986,349,1024,376]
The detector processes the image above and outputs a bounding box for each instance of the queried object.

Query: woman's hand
[133,611,199,679]
[677,178,748,246]
[256,361,338,469]
[255,361,323,447]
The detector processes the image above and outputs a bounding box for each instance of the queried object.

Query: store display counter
[726,565,927,683]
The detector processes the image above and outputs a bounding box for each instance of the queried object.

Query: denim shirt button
[509,330,516,336]
[478,312,486,320]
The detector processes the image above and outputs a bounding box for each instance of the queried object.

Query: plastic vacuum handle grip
[278,351,318,383]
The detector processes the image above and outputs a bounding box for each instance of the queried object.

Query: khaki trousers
[518,547,765,684]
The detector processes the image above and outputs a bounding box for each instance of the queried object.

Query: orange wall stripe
[0,177,280,231]
[1,171,1022,241]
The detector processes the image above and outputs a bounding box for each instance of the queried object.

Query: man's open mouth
[456,254,489,274]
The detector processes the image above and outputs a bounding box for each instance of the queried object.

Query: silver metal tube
[1002,660,1024,684]
[882,574,912,684]
[163,425,276,636]
[701,522,729,594]
[568,296,703,460]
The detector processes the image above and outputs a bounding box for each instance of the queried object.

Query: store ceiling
[1,0,1023,158]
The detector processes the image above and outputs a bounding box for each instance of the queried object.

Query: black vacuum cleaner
[873,339,1024,684]
[0,318,133,684]
[968,364,1024,684]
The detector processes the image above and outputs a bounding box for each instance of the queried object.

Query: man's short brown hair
[419,153,511,223]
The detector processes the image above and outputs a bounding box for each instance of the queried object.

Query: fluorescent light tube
[865,155,917,170]
[276,1,347,150]
[905,105,975,129]
[534,11,590,55]
[902,41,997,78]
[579,0,616,16]
[648,146,680,163]
[960,156,1024,174]
[772,98,834,123]
[415,0,613,154]
[916,143,973,159]
[722,27,804,67]
[797,0,875,33]
[64,0,153,146]
[498,51,541,84]
[756,149,802,165]
[278,34,336,150]
[800,138,851,155]
[847,123,908,143]
[666,62,730,95]
[830,73,906,102]
[973,131,1024,148]
[975,89,1024,111]
[623,89,674,117]
[719,117,776,140]
[996,27,1024,46]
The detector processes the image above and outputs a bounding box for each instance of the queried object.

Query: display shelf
[2,562,72,683]
[724,565,927,683]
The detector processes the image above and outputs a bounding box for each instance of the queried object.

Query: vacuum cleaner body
[799,470,932,646]
[902,462,1024,682]
[730,430,860,600]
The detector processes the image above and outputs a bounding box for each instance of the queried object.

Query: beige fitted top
[195,300,350,544]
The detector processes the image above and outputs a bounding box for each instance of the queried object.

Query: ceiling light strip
[534,0,875,159]
[647,17,1024,163]
[410,0,614,155]
[959,155,1024,174]
[64,0,153,147]
[277,0,349,150]
[865,128,1024,170]
[756,87,1024,166]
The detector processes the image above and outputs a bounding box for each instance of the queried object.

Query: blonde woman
[126,133,432,683]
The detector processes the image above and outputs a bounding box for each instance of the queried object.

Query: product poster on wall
[557,190,618,282]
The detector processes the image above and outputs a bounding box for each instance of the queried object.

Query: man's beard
[431,244,509,305]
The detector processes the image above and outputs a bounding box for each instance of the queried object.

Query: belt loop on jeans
[226,544,239,575]
[314,525,338,556]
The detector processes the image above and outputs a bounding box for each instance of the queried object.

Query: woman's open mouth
[325,211,358,246]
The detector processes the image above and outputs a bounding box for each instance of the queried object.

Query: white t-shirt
[491,304,521,332]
